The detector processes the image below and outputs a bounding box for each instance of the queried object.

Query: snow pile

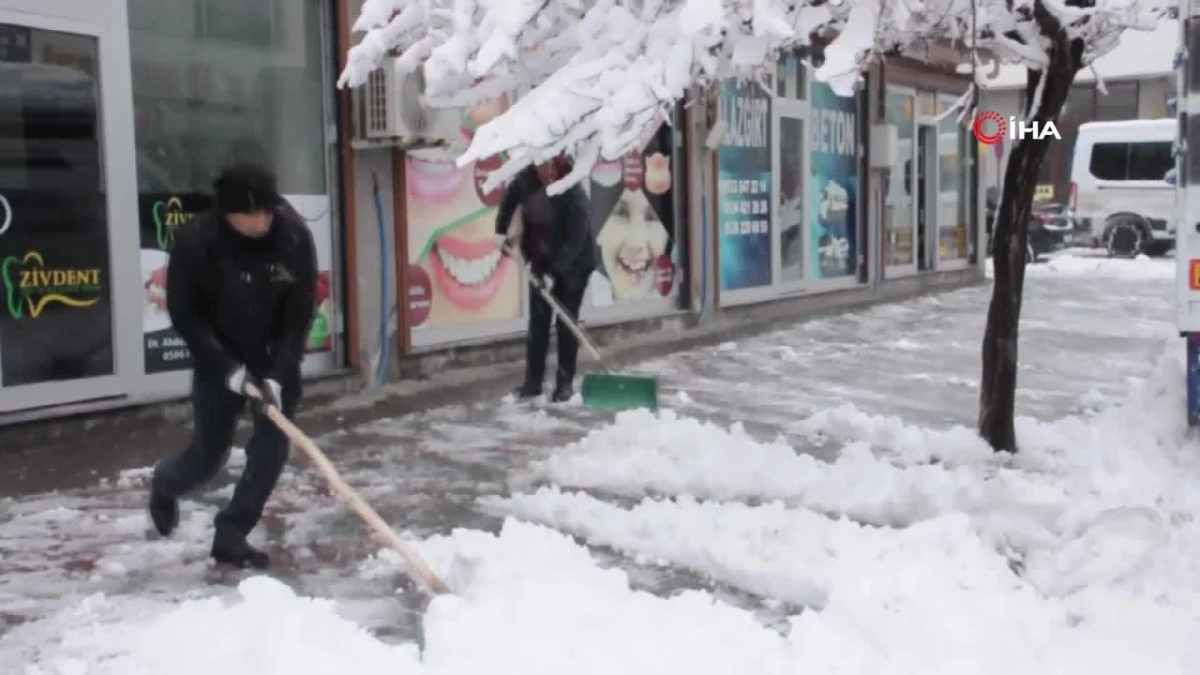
[986,252,1174,281]
[1027,253,1174,280]
[480,341,1200,670]
[27,521,794,675]
[520,342,1198,551]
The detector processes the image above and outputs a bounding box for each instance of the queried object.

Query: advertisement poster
[139,192,210,373]
[586,121,678,306]
[0,189,113,387]
[810,81,859,279]
[405,96,520,330]
[138,193,335,374]
[717,79,773,291]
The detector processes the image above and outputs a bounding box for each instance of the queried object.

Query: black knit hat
[213,163,281,214]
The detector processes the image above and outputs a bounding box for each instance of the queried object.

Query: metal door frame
[0,7,137,414]
[916,120,940,270]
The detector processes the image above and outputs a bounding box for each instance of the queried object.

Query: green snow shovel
[529,274,659,412]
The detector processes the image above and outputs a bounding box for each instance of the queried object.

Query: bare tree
[976,0,1165,452]
[338,0,1170,452]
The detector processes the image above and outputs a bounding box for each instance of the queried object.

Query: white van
[1068,119,1176,256]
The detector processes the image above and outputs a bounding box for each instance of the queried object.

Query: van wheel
[1105,216,1146,258]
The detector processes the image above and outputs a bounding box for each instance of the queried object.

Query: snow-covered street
[4,253,1194,674]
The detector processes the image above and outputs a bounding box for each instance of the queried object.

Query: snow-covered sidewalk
[6,253,1193,674]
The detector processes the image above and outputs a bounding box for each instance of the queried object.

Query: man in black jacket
[495,156,597,403]
[148,164,317,569]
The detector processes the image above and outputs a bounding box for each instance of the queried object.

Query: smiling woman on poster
[586,127,677,306]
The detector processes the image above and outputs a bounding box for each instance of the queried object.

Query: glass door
[772,53,809,289]
[936,95,971,267]
[0,18,119,414]
[884,87,917,275]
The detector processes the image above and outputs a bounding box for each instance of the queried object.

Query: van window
[1088,140,1174,181]
[1089,142,1128,180]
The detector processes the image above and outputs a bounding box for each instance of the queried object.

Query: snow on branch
[338,0,1174,195]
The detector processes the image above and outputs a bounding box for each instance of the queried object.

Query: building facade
[0,0,983,424]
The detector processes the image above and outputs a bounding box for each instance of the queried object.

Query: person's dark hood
[213,163,282,214]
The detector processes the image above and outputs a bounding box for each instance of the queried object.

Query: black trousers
[525,276,588,388]
[152,368,301,537]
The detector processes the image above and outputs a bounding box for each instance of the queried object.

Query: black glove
[249,376,283,415]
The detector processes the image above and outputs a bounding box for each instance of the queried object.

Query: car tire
[1105,216,1146,258]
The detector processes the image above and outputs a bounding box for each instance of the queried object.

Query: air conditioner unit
[354,60,432,141]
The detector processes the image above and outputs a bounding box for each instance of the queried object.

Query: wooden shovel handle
[243,383,452,595]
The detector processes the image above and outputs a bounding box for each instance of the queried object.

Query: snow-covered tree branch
[336,0,1170,197]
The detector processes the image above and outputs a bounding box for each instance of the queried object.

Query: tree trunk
[977,1,1083,453]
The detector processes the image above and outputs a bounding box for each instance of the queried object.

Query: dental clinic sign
[972,110,1061,145]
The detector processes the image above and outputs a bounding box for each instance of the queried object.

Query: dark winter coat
[495,164,597,285]
[166,202,317,382]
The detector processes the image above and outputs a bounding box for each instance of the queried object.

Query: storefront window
[885,88,915,267]
[779,117,805,281]
[917,91,937,117]
[1097,81,1139,121]
[0,24,114,387]
[127,0,336,373]
[937,97,968,261]
[775,52,806,100]
[809,81,859,279]
[717,78,773,292]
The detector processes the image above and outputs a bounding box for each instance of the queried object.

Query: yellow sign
[2,251,102,319]
[153,196,198,250]
[1190,259,1200,290]
[1034,184,1054,202]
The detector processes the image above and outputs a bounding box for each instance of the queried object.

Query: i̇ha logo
[972,110,1061,145]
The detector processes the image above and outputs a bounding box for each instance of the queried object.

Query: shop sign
[2,250,102,319]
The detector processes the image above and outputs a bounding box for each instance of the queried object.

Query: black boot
[512,381,542,400]
[551,377,575,403]
[148,489,179,537]
[211,528,270,569]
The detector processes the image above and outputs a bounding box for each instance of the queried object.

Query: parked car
[984,188,1070,262]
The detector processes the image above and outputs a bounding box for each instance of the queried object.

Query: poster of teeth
[809,81,859,280]
[403,95,523,331]
[138,192,335,374]
[585,121,678,306]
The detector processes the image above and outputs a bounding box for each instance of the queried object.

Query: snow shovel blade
[581,372,658,412]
